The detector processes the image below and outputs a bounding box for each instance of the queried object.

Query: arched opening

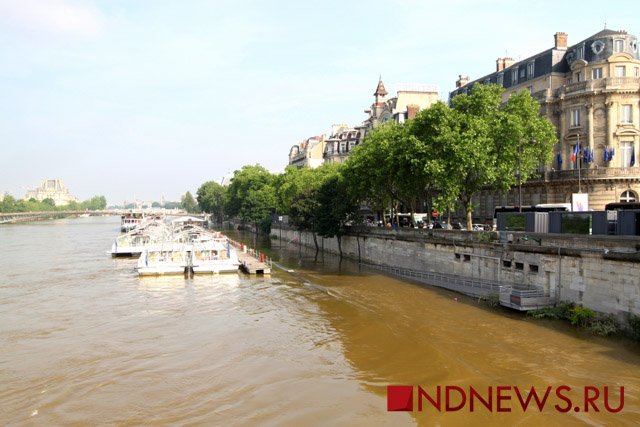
[620,190,638,203]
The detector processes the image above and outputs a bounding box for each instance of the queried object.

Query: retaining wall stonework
[273,226,640,316]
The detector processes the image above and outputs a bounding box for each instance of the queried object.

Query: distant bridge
[0,210,202,224]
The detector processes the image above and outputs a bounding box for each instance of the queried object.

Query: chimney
[406,104,420,120]
[456,75,469,88]
[496,58,515,72]
[554,32,568,49]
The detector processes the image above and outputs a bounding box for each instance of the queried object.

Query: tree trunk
[337,235,343,259]
[356,233,361,263]
[463,196,473,231]
[312,232,319,253]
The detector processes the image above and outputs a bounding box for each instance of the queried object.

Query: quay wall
[274,226,640,316]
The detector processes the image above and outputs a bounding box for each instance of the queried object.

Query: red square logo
[387,385,413,411]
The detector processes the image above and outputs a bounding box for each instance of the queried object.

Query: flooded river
[1,217,639,425]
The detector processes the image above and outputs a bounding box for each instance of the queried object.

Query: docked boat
[191,239,240,274]
[110,219,169,257]
[120,211,145,232]
[136,243,189,276]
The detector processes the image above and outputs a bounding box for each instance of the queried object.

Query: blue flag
[556,153,562,167]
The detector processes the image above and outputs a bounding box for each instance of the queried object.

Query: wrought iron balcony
[530,166,640,182]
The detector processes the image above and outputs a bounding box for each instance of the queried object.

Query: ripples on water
[1,217,639,425]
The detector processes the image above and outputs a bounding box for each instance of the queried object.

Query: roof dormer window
[614,39,625,53]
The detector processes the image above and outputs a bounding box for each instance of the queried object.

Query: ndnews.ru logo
[387,385,624,413]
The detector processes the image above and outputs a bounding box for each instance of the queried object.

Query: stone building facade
[24,179,78,206]
[288,135,326,168]
[323,79,440,164]
[450,29,640,221]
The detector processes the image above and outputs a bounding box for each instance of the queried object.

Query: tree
[343,122,397,226]
[181,191,199,213]
[277,164,340,252]
[225,164,276,234]
[196,181,226,223]
[314,171,359,258]
[411,85,557,230]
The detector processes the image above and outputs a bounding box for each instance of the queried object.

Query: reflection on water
[0,219,639,425]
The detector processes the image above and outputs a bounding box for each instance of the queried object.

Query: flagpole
[577,134,582,193]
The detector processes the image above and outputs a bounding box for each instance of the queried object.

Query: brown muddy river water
[1,216,639,425]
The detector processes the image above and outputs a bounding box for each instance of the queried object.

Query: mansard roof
[449,28,638,100]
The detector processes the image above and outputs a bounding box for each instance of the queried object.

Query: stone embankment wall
[273,226,640,316]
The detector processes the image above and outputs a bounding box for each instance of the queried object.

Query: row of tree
[191,84,557,254]
[0,195,107,213]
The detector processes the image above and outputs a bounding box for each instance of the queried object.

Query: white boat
[136,243,188,276]
[111,220,169,257]
[191,240,240,274]
[121,212,145,232]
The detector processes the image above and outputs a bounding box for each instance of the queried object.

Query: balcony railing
[556,77,640,97]
[531,166,640,182]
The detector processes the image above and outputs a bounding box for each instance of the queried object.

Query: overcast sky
[1,0,637,205]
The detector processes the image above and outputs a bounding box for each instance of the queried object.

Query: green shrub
[627,314,640,341]
[588,315,619,336]
[482,292,500,308]
[569,306,596,327]
[528,306,563,319]
[528,302,575,320]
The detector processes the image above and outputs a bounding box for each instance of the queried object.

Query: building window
[620,190,637,202]
[614,39,625,53]
[620,190,638,202]
[570,108,581,127]
[339,142,346,153]
[615,66,626,77]
[497,73,504,86]
[592,67,603,79]
[574,72,581,82]
[635,67,639,77]
[621,105,633,124]
[511,69,518,83]
[620,141,634,167]
[515,262,524,271]
[519,68,525,79]
[349,141,356,150]
[529,264,539,273]
[503,260,512,268]
[576,45,584,60]
[527,62,535,78]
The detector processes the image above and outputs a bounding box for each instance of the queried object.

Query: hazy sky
[1,0,637,205]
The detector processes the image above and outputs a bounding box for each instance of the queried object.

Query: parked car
[472,224,485,231]
[452,221,466,230]
[433,221,452,230]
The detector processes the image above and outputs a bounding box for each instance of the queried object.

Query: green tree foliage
[180,191,199,213]
[225,164,276,234]
[314,170,359,258]
[196,181,226,223]
[0,193,107,212]
[344,123,397,225]
[80,195,107,210]
[276,164,341,251]
[412,84,557,229]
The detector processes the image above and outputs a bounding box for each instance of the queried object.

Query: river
[1,216,639,425]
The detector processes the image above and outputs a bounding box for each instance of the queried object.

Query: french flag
[571,143,579,164]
